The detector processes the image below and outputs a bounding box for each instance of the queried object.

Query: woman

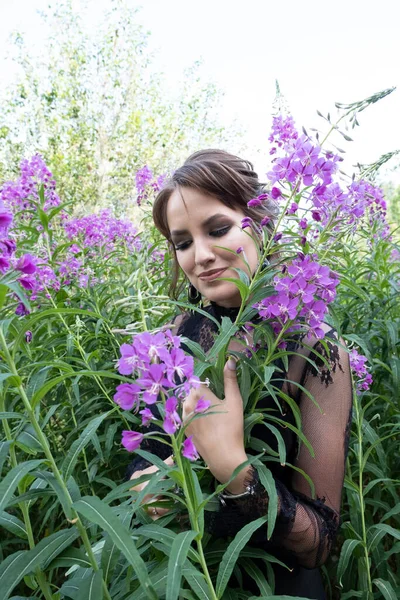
[128,150,353,599]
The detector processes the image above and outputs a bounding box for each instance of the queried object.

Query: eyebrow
[170,213,229,237]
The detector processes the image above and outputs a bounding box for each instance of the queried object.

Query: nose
[194,237,216,267]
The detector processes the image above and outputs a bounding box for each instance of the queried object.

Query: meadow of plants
[0,83,399,600]
[1,3,400,600]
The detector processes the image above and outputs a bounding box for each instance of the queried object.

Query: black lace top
[127,303,353,570]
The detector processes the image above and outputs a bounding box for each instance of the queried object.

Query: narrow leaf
[73,496,157,600]
[62,413,109,481]
[216,516,268,597]
[166,530,197,600]
[0,460,43,512]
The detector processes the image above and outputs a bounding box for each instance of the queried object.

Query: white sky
[1,0,400,184]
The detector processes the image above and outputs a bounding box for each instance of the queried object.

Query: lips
[198,268,227,281]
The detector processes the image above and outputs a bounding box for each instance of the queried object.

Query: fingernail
[227,357,237,371]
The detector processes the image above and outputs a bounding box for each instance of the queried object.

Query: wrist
[211,452,250,494]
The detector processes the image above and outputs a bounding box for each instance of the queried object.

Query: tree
[0,0,242,214]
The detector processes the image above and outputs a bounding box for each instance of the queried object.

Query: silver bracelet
[219,488,252,500]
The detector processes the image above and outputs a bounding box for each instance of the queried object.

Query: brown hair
[152,149,277,298]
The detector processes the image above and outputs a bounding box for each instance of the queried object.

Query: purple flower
[260,216,270,228]
[163,396,182,434]
[25,331,33,343]
[271,186,282,199]
[134,331,168,362]
[121,430,144,452]
[136,363,172,404]
[241,217,253,229]
[158,347,194,385]
[15,302,30,316]
[117,343,141,376]
[113,383,141,410]
[349,349,368,377]
[16,254,36,275]
[0,256,10,273]
[194,397,211,413]
[182,435,199,461]
[299,218,308,230]
[236,246,244,254]
[18,276,36,291]
[140,407,154,426]
[247,197,263,207]
[0,209,13,230]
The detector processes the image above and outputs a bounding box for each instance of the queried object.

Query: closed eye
[209,226,231,238]
[174,226,231,251]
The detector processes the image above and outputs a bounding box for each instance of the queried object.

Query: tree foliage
[0,0,241,214]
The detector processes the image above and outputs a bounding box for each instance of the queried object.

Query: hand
[182,358,250,493]
[130,455,174,520]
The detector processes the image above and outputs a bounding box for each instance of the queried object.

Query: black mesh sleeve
[206,333,353,569]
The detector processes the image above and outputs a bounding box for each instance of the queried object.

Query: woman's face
[166,187,259,308]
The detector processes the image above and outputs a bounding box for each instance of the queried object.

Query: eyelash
[174,226,231,251]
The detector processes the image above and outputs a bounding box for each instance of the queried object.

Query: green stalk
[352,388,373,593]
[171,437,218,600]
[1,397,54,600]
[0,328,113,600]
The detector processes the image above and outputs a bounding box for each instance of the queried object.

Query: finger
[223,357,241,400]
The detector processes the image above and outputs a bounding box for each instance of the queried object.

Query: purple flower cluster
[135,166,166,206]
[254,255,339,339]
[116,329,202,459]
[349,348,373,393]
[269,114,299,153]
[0,155,60,212]
[64,210,142,254]
[264,115,388,235]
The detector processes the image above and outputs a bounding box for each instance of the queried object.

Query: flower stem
[171,437,218,600]
[352,384,373,593]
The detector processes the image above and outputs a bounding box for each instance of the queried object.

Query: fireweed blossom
[257,114,388,243]
[349,348,373,393]
[115,329,201,458]
[253,255,339,339]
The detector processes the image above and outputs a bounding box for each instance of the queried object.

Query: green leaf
[73,496,157,600]
[207,317,239,363]
[47,547,91,570]
[216,515,268,597]
[337,539,362,585]
[240,558,272,596]
[0,441,12,472]
[254,461,278,539]
[75,568,103,600]
[0,460,43,512]
[182,565,210,600]
[31,470,74,520]
[101,507,132,583]
[16,426,43,453]
[0,413,23,420]
[368,523,400,552]
[0,511,28,539]
[373,578,398,600]
[166,530,197,600]
[61,413,109,481]
[0,529,79,599]
[0,284,8,310]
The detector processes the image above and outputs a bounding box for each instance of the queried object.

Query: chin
[204,282,241,308]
